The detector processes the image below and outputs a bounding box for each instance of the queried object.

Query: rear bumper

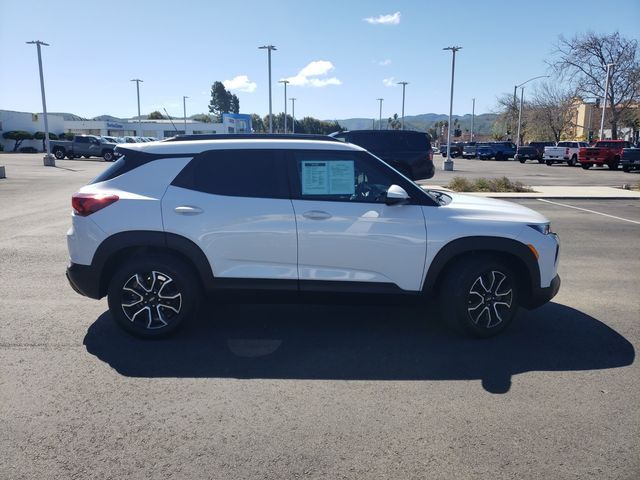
[66,262,102,299]
[411,162,435,180]
[523,274,561,309]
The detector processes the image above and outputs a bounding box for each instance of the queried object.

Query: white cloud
[283,60,342,88]
[383,77,397,87]
[377,59,392,66]
[223,75,257,93]
[364,11,400,25]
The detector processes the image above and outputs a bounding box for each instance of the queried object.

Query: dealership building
[0,109,252,151]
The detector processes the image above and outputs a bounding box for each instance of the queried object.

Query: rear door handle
[302,210,332,220]
[174,205,203,215]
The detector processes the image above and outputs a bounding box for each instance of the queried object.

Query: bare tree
[550,31,640,139]
[526,82,577,142]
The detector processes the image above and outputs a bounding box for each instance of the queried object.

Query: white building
[1,110,252,151]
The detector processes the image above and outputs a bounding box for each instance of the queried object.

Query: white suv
[66,135,560,338]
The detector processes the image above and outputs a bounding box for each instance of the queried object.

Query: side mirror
[385,184,410,205]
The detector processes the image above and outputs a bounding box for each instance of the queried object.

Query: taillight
[72,192,119,216]
[428,150,433,162]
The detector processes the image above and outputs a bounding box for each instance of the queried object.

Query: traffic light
[588,131,594,142]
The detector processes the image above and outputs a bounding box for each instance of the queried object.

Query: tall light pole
[279,80,289,133]
[443,46,461,171]
[183,95,189,133]
[377,98,383,130]
[397,81,408,130]
[130,78,143,135]
[259,45,277,133]
[470,98,475,142]
[600,63,615,140]
[514,75,549,147]
[290,97,296,133]
[26,40,54,166]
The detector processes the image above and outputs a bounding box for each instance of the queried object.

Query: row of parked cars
[50,135,159,161]
[436,140,640,172]
[102,135,159,144]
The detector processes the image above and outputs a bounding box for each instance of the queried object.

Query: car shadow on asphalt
[83,300,634,394]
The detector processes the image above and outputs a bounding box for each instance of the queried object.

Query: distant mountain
[92,115,126,122]
[337,113,498,135]
[48,112,88,121]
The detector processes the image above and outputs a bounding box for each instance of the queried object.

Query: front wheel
[622,165,631,172]
[438,256,518,338]
[519,159,525,164]
[608,159,619,170]
[568,155,576,167]
[103,151,114,162]
[546,160,553,166]
[107,255,200,338]
[54,149,65,160]
[582,164,591,169]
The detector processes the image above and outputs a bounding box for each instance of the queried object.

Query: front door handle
[174,205,203,215]
[302,210,332,220]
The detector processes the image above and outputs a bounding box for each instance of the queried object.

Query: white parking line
[537,199,640,225]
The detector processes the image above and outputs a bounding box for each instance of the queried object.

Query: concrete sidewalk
[421,185,640,199]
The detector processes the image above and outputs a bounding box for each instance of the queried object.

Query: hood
[442,192,548,224]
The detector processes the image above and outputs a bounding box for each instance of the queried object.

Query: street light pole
[377,98,383,130]
[290,98,296,133]
[514,75,549,146]
[443,46,461,171]
[183,96,189,133]
[279,80,289,133]
[471,98,475,142]
[397,81,408,130]
[259,45,277,133]
[599,63,615,140]
[26,40,54,166]
[516,87,524,147]
[130,78,143,135]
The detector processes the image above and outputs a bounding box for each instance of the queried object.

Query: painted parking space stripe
[536,199,640,225]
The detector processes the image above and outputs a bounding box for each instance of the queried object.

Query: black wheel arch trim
[77,231,215,299]
[422,236,542,306]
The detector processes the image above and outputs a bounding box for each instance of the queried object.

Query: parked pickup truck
[544,141,589,166]
[50,135,118,161]
[578,140,631,170]
[620,148,640,172]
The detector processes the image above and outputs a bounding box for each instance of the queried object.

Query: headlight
[528,223,551,235]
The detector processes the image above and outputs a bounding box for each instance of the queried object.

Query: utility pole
[183,96,189,133]
[259,45,277,133]
[471,98,475,142]
[279,80,289,133]
[26,40,55,166]
[600,63,615,140]
[130,78,143,135]
[443,46,461,171]
[290,98,296,133]
[377,98,383,130]
[516,88,524,147]
[397,81,408,130]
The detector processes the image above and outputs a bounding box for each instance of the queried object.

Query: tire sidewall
[107,255,198,338]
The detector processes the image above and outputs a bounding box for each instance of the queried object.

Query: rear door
[288,149,427,292]
[162,149,298,281]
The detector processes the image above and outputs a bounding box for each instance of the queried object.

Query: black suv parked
[331,130,434,180]
[528,141,555,161]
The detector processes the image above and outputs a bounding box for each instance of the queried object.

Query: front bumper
[523,274,561,309]
[66,262,102,299]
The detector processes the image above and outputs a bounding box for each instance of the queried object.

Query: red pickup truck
[578,140,631,170]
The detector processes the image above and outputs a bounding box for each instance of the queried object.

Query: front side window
[172,149,289,199]
[292,150,399,203]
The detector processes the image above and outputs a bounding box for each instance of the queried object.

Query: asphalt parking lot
[1,154,638,479]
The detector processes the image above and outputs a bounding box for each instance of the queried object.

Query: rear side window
[89,151,158,184]
[172,149,289,199]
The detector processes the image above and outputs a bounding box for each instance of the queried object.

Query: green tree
[147,111,164,120]
[250,114,265,132]
[192,114,213,123]
[208,81,232,121]
[2,131,33,151]
[230,94,240,114]
[34,131,59,151]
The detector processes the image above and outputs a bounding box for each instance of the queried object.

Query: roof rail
[163,133,341,142]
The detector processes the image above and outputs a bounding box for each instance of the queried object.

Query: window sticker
[301,160,354,195]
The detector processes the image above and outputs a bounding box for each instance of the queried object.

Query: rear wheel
[103,150,114,162]
[54,149,65,160]
[582,164,591,169]
[546,160,553,166]
[107,254,200,338]
[438,256,519,338]
[608,158,619,170]
[622,165,631,172]
[568,155,577,167]
[519,159,525,164]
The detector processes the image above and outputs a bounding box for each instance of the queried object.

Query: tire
[54,149,65,160]
[568,155,576,167]
[608,158,619,170]
[582,164,591,170]
[546,160,553,166]
[622,165,631,172]
[519,159,525,164]
[495,152,505,161]
[103,150,114,162]
[83,155,91,159]
[438,255,519,338]
[67,153,76,160]
[107,254,200,338]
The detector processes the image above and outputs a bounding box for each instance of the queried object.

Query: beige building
[573,100,639,142]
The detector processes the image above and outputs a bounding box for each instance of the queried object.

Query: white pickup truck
[544,141,590,166]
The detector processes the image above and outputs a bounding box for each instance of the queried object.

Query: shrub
[447,176,533,193]
[2,131,34,151]
[19,146,39,153]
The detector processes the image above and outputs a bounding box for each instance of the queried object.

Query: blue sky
[1,0,638,120]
